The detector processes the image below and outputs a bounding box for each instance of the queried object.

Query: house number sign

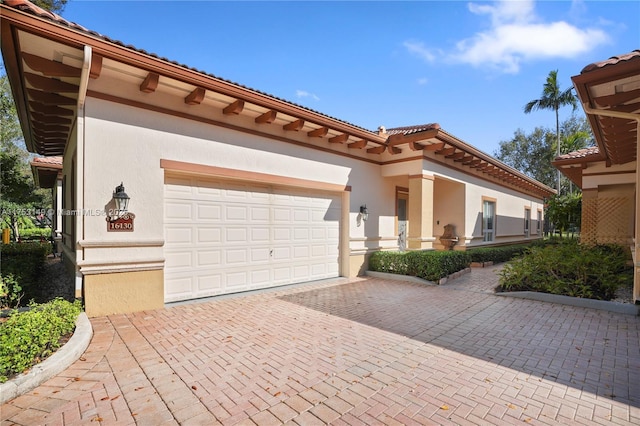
[107,213,135,232]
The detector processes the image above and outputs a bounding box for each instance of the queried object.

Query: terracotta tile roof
[31,156,63,166]
[2,0,375,135]
[581,50,640,73]
[555,146,601,161]
[385,123,441,136]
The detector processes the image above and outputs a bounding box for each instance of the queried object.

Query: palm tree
[524,70,577,194]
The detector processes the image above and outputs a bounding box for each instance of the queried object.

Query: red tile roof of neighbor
[555,147,601,161]
[31,156,63,166]
[581,50,640,73]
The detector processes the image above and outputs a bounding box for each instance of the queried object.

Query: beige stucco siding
[79,97,396,275]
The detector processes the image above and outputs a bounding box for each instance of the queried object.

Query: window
[482,200,496,242]
[524,208,531,237]
[537,210,542,236]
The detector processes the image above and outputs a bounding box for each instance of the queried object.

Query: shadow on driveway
[278,269,640,410]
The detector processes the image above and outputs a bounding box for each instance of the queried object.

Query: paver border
[496,291,640,316]
[0,312,93,404]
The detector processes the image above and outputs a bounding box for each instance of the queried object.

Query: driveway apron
[1,265,639,425]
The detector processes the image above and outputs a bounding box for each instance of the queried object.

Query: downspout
[582,104,640,303]
[75,45,92,297]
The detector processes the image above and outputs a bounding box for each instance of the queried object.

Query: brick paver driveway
[2,266,639,425]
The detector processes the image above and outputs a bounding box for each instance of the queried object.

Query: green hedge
[0,242,52,303]
[369,250,471,282]
[19,228,52,241]
[467,245,530,264]
[498,240,632,300]
[0,298,82,383]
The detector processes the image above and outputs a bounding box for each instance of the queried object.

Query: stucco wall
[80,97,397,275]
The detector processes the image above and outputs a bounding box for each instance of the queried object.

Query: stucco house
[1,0,554,317]
[553,49,640,304]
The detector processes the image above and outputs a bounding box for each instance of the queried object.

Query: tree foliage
[1,73,50,241]
[545,193,582,237]
[494,115,593,194]
[31,0,67,14]
[523,70,578,192]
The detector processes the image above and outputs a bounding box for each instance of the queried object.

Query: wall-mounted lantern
[112,182,130,218]
[360,205,369,222]
[107,182,135,232]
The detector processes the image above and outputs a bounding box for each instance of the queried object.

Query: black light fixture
[112,182,130,217]
[360,204,369,221]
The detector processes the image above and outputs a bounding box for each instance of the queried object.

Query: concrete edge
[364,270,437,285]
[496,291,640,316]
[0,312,93,404]
[364,268,472,286]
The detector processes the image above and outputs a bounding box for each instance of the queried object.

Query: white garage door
[163,175,341,302]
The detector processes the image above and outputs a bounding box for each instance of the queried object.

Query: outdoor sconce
[360,205,369,222]
[112,182,130,218]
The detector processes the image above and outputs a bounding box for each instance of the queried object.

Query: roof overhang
[30,156,62,188]
[571,50,640,166]
[384,124,556,199]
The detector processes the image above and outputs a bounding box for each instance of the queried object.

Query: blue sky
[62,0,639,155]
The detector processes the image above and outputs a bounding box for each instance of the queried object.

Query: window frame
[482,197,497,242]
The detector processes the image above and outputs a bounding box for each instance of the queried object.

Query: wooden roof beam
[29,102,73,116]
[23,73,78,93]
[424,142,445,151]
[308,127,328,138]
[593,87,640,107]
[140,72,159,93]
[367,145,385,154]
[436,147,456,156]
[388,145,402,154]
[90,53,103,79]
[27,89,75,105]
[348,140,367,149]
[21,52,81,78]
[255,110,277,124]
[185,87,205,105]
[447,151,466,160]
[283,119,305,132]
[329,134,349,144]
[223,99,244,115]
[455,155,473,163]
[31,112,71,125]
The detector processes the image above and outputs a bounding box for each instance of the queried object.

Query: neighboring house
[1,0,554,316]
[30,155,63,252]
[553,49,640,304]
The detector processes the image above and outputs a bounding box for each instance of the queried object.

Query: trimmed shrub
[0,298,82,383]
[19,228,52,241]
[0,274,23,309]
[467,244,530,264]
[368,251,409,275]
[0,242,52,303]
[497,239,632,300]
[369,250,470,282]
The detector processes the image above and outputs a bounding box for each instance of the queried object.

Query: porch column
[408,174,435,250]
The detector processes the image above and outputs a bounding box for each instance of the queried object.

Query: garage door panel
[197,250,221,267]
[197,227,222,243]
[164,176,340,302]
[196,204,221,221]
[226,248,249,265]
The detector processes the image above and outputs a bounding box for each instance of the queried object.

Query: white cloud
[403,41,437,63]
[296,90,320,101]
[405,0,610,74]
[417,77,428,85]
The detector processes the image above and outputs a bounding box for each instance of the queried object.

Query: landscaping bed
[497,239,633,301]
